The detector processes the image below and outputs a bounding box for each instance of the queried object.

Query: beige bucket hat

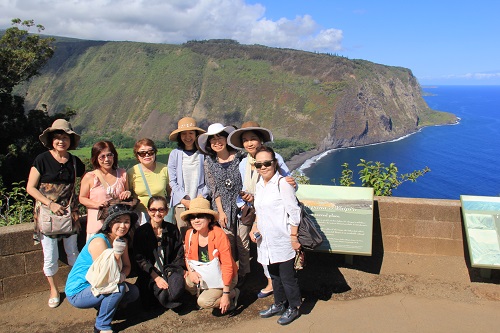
[39,119,81,150]
[227,121,273,149]
[180,197,219,222]
[168,117,206,141]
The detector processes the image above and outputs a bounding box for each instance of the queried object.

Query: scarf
[243,153,259,195]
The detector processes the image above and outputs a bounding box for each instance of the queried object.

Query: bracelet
[223,291,230,294]
[47,199,53,207]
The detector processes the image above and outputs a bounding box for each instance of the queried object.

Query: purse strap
[93,169,110,190]
[138,164,153,198]
[66,155,77,207]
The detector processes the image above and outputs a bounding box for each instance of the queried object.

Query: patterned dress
[203,151,244,230]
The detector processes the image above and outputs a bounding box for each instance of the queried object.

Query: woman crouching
[182,197,240,314]
[65,204,139,333]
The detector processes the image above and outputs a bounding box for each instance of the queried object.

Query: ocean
[300,85,500,200]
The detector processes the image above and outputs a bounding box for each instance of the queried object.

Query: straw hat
[180,197,219,222]
[39,119,81,150]
[196,123,235,155]
[227,121,273,149]
[168,117,206,141]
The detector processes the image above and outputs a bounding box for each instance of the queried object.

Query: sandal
[48,295,60,308]
[257,288,273,298]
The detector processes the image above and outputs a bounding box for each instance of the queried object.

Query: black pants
[268,257,301,308]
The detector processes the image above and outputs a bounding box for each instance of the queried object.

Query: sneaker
[259,302,286,318]
[277,306,300,325]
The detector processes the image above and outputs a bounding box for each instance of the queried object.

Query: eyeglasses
[254,160,274,169]
[148,207,167,214]
[98,153,114,161]
[137,150,156,157]
[189,213,209,220]
[209,136,225,144]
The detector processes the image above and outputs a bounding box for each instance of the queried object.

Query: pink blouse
[86,168,127,234]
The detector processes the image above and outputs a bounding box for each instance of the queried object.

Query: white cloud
[0,0,343,52]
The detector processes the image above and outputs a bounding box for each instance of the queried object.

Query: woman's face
[97,148,114,171]
[190,214,211,233]
[52,133,71,152]
[148,200,168,224]
[242,131,262,157]
[209,134,227,155]
[255,151,276,181]
[110,214,131,238]
[137,145,156,166]
[180,130,196,150]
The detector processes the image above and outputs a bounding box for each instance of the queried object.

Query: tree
[0,19,55,94]
[333,159,430,196]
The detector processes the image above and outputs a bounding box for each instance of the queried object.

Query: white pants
[40,233,79,277]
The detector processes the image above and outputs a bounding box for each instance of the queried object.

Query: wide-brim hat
[39,119,81,150]
[102,204,139,231]
[168,117,206,141]
[180,197,219,222]
[227,121,273,149]
[196,123,235,155]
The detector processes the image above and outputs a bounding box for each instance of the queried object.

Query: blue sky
[1,0,499,85]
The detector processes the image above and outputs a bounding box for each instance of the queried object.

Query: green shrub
[0,181,34,226]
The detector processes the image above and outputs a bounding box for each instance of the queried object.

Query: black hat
[101,204,138,231]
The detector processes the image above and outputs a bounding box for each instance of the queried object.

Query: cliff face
[21,39,456,149]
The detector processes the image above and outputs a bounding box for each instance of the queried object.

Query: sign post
[295,185,374,256]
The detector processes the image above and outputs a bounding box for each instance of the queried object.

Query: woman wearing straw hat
[227,121,295,294]
[196,123,244,261]
[167,117,208,239]
[26,118,86,308]
[182,197,239,314]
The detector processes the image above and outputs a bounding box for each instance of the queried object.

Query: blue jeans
[67,282,139,331]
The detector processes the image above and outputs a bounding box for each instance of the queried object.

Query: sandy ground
[1,251,499,333]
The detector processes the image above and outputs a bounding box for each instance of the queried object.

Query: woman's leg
[174,205,188,240]
[197,275,238,309]
[277,258,301,308]
[267,262,287,305]
[40,234,60,298]
[62,234,79,266]
[261,265,273,292]
[236,222,252,278]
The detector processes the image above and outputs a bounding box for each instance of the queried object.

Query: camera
[253,231,261,240]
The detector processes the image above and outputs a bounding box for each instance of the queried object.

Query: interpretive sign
[295,185,374,255]
[460,195,500,270]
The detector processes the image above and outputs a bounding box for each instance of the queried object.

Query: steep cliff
[21,39,456,152]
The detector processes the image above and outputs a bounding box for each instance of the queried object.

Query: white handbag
[187,230,224,289]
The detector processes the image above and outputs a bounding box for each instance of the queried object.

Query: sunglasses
[148,207,167,214]
[137,150,156,157]
[254,160,274,169]
[98,152,114,161]
[189,213,209,220]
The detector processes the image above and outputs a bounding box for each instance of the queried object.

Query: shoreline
[287,119,461,172]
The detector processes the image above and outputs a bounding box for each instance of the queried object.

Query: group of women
[26,116,303,332]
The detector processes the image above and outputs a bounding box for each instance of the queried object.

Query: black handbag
[277,177,323,250]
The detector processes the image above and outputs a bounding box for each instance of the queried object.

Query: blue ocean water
[301,85,500,200]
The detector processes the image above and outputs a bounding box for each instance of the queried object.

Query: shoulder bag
[186,230,224,289]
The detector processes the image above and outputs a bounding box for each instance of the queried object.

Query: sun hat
[227,121,273,149]
[180,197,219,222]
[39,119,81,150]
[101,204,139,231]
[196,123,236,155]
[168,117,206,141]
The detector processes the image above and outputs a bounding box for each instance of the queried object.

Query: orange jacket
[184,226,237,286]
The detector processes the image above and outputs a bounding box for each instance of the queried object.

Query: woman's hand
[154,276,169,289]
[250,226,260,243]
[189,270,201,285]
[241,192,254,203]
[219,293,231,314]
[218,211,228,229]
[291,237,301,251]
[49,201,64,215]
[181,198,191,209]
[118,190,131,200]
[285,176,297,189]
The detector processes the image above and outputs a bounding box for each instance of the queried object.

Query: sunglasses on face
[98,153,114,161]
[189,213,209,220]
[148,207,167,214]
[137,150,156,157]
[254,160,274,169]
[209,136,225,144]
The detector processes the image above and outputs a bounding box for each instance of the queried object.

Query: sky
[1,0,499,85]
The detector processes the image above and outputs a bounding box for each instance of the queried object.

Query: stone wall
[0,197,465,301]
